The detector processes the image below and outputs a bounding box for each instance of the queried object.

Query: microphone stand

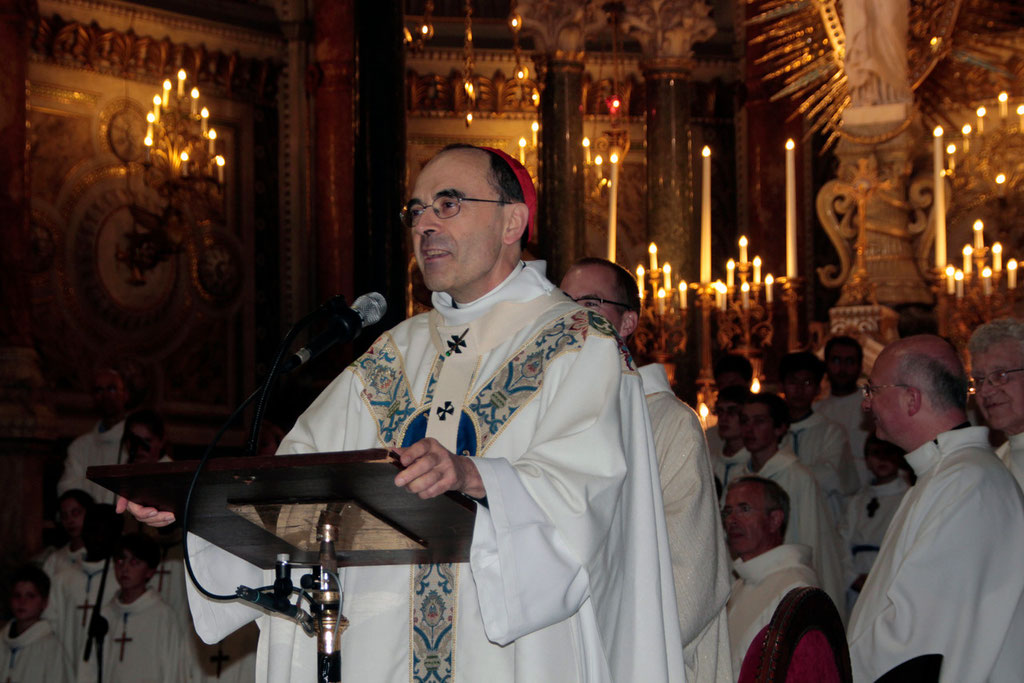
[83,553,112,682]
[312,520,346,682]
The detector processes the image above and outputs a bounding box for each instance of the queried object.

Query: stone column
[519,1,600,284]
[312,0,356,305]
[624,0,715,280]
[0,0,54,564]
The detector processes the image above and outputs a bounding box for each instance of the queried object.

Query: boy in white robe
[46,503,122,678]
[122,145,684,682]
[723,478,819,677]
[41,489,93,580]
[814,336,873,486]
[849,335,1024,682]
[0,565,73,683]
[81,533,188,683]
[709,386,752,493]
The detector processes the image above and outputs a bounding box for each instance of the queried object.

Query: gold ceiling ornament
[747,0,1024,149]
[403,0,435,50]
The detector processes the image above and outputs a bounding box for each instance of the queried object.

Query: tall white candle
[785,139,797,278]
[636,265,646,301]
[701,146,712,283]
[607,151,620,261]
[649,243,658,273]
[955,269,964,298]
[983,267,993,295]
[962,124,972,153]
[1009,260,1018,289]
[656,288,666,315]
[945,265,955,295]
[152,95,162,123]
[933,127,947,269]
[738,235,748,264]
[1018,105,1024,131]
[663,262,672,291]
[177,69,187,97]
[208,128,217,155]
[518,137,526,165]
[765,274,774,303]
[963,245,973,275]
[993,243,1003,272]
[973,219,984,251]
[977,106,986,134]
[678,282,687,309]
[162,80,171,108]
[741,282,750,310]
[726,259,735,288]
[753,256,762,284]
[999,92,1009,120]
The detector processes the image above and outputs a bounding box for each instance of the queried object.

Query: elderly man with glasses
[969,318,1024,489]
[847,334,1024,682]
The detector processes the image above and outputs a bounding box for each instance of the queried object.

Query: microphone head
[351,292,387,325]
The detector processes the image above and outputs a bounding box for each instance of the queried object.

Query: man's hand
[115,496,177,527]
[393,437,486,499]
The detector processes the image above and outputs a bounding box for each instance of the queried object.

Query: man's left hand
[393,437,486,499]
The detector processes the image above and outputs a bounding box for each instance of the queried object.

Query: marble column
[535,54,585,283]
[0,0,54,563]
[312,0,356,305]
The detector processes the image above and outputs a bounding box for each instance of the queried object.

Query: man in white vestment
[121,145,684,682]
[561,257,733,682]
[57,368,128,502]
[779,352,860,523]
[814,336,873,487]
[723,477,819,678]
[848,334,1024,682]
[968,318,1024,489]
[737,393,846,617]
[708,386,752,492]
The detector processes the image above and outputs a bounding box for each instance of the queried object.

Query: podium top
[89,449,476,568]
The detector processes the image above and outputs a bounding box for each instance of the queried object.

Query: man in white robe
[122,145,684,682]
[705,355,755,458]
[1,566,74,683]
[848,334,1024,682]
[779,352,860,522]
[561,257,733,682]
[738,393,846,618]
[57,368,128,503]
[814,336,873,487]
[708,386,752,492]
[968,318,1024,489]
[722,477,819,677]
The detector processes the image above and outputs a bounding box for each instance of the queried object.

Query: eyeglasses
[968,368,1024,394]
[570,295,632,311]
[860,383,911,399]
[400,194,508,228]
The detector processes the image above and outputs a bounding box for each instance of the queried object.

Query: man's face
[408,149,520,303]
[826,345,862,392]
[10,581,47,623]
[92,370,127,421]
[114,549,156,594]
[559,264,637,338]
[715,400,743,441]
[863,351,906,446]
[722,482,783,561]
[782,370,820,415]
[972,339,1024,435]
[59,497,87,539]
[126,423,164,464]
[741,403,785,455]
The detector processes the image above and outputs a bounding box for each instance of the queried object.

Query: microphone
[235,586,316,636]
[281,292,387,372]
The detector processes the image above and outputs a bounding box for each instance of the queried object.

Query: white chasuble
[185,262,684,683]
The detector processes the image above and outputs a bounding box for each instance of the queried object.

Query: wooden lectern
[87,449,477,568]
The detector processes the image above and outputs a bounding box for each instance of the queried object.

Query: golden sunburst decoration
[747,0,1024,149]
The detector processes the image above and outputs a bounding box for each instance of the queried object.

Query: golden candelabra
[633,255,687,385]
[711,250,775,391]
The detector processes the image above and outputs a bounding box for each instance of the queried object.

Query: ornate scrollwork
[816,180,858,289]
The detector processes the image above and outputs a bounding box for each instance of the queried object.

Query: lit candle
[152,95,162,123]
[663,262,672,291]
[594,155,603,178]
[582,137,591,164]
[162,80,171,108]
[999,92,1009,120]
[983,266,993,295]
[717,282,728,311]
[765,274,774,303]
[190,87,199,116]
[963,245,973,275]
[216,155,225,184]
[180,150,189,177]
[962,124,972,153]
[698,402,709,429]
[607,149,620,261]
[656,287,666,315]
[201,107,209,134]
[933,127,947,269]
[177,69,187,97]
[946,143,956,174]
[993,242,1003,272]
[753,256,762,284]
[1018,104,1024,131]
[977,106,986,134]
[518,137,526,165]
[1009,260,1018,289]
[678,281,687,309]
[945,265,955,295]
[726,259,735,288]
[738,236,748,264]
[955,269,964,298]
[649,243,658,272]
[701,146,712,283]
[741,281,750,310]
[751,377,761,394]
[208,128,217,154]
[145,112,154,140]
[531,121,538,147]
[785,139,797,278]
[636,265,646,301]
[144,135,152,162]
[973,219,984,251]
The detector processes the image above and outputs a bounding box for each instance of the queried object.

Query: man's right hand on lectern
[115,495,177,527]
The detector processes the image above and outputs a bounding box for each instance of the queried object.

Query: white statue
[843,0,913,107]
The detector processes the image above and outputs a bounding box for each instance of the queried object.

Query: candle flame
[531,121,539,133]
[519,137,527,148]
[946,144,956,154]
[216,155,225,167]
[190,87,199,99]
[582,137,590,148]
[765,274,774,285]
[1009,260,1018,271]
[741,282,750,292]
[785,139,795,150]
[999,92,1009,103]
[945,265,955,277]
[177,69,187,81]
[701,146,711,157]
[933,126,943,137]
[751,377,761,393]
[753,256,762,267]
[955,270,964,281]
[983,267,993,278]
[973,220,984,231]
[649,243,657,255]
[993,243,1002,254]
[977,106,987,117]
[962,124,972,135]
[996,174,1007,185]
[180,151,189,162]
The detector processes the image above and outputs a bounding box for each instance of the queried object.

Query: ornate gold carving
[28,82,100,106]
[407,68,540,117]
[30,14,281,102]
[623,0,716,60]
[516,0,602,55]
